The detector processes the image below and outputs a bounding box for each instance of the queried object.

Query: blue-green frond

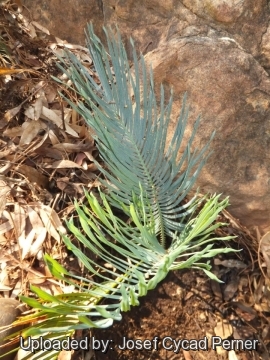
[57,24,213,247]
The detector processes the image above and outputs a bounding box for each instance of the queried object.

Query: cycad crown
[10,24,235,360]
[58,24,215,247]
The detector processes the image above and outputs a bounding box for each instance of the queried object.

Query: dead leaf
[29,228,47,257]
[19,120,43,146]
[0,67,31,76]
[0,180,10,216]
[0,218,13,236]
[41,106,79,137]
[214,259,246,269]
[214,320,233,338]
[34,204,65,242]
[228,350,239,360]
[20,228,36,260]
[35,145,63,160]
[3,126,24,138]
[31,21,50,35]
[56,178,83,196]
[25,96,45,120]
[4,104,22,122]
[52,142,94,153]
[231,302,257,321]
[223,278,239,301]
[9,203,26,240]
[214,320,233,355]
[44,160,83,169]
[27,268,48,285]
[183,350,192,360]
[18,164,49,188]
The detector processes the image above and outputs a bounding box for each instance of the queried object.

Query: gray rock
[0,298,24,360]
[22,0,270,232]
[144,34,270,233]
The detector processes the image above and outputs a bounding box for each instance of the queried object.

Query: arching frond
[56,24,214,246]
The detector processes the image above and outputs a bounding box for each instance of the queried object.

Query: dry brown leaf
[214,320,233,355]
[29,228,47,258]
[0,284,12,291]
[45,160,83,169]
[19,120,43,146]
[58,350,73,360]
[261,325,270,340]
[52,142,94,153]
[214,320,233,338]
[0,265,9,287]
[26,22,37,39]
[27,268,48,285]
[214,259,246,269]
[44,85,57,104]
[0,148,12,160]
[0,67,31,76]
[35,204,65,243]
[223,278,239,301]
[210,267,223,299]
[31,21,50,35]
[228,350,239,360]
[0,234,8,245]
[11,279,22,297]
[18,164,48,188]
[39,208,60,243]
[87,163,98,172]
[42,205,64,231]
[232,302,257,321]
[4,104,22,122]
[28,206,44,229]
[20,228,36,260]
[3,126,24,138]
[182,350,192,360]
[56,177,70,191]
[0,180,10,216]
[20,207,47,258]
[35,145,63,160]
[41,105,63,126]
[75,152,86,166]
[83,150,96,162]
[56,178,83,196]
[47,129,60,147]
[0,218,13,236]
[254,302,270,313]
[24,96,44,120]
[253,275,264,303]
[4,203,26,242]
[41,106,79,137]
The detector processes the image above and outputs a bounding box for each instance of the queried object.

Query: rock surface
[0,298,24,360]
[22,0,270,232]
[144,34,270,232]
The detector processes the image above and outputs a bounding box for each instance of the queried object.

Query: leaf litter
[0,1,269,360]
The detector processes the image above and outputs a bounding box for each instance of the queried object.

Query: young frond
[57,24,214,247]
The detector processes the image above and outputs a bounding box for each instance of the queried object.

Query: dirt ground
[91,254,268,360]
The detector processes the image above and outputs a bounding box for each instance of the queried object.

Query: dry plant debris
[0,1,100,302]
[0,2,269,360]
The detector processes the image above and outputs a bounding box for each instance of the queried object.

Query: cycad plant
[1,25,235,360]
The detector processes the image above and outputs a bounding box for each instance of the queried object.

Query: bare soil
[92,265,267,360]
